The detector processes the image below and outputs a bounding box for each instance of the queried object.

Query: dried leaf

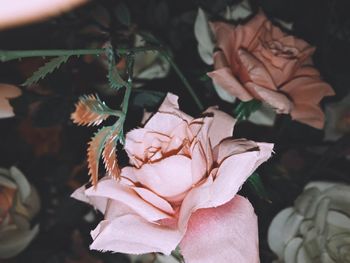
[71,94,113,126]
[87,126,111,185]
[102,130,120,180]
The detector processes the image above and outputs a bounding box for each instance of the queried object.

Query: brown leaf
[87,127,111,186]
[102,130,120,180]
[71,94,109,127]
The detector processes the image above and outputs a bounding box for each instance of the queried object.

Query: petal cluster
[207,12,335,129]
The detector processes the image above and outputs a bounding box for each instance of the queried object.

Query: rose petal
[245,81,293,114]
[290,103,325,129]
[85,179,171,221]
[208,66,253,101]
[179,195,259,263]
[132,187,175,215]
[135,155,193,199]
[90,215,182,255]
[205,107,236,148]
[281,76,335,105]
[213,138,259,164]
[238,49,276,89]
[179,142,273,230]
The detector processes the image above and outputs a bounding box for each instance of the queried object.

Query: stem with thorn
[0,46,205,111]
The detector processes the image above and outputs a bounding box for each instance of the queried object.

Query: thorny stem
[0,46,205,111]
[0,46,163,62]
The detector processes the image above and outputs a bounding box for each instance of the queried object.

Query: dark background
[0,0,349,262]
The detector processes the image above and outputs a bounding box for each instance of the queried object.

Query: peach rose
[72,93,273,263]
[208,12,335,129]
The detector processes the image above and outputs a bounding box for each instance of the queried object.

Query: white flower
[0,167,40,259]
[268,181,350,263]
[0,84,21,118]
[324,93,350,141]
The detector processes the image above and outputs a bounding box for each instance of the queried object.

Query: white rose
[0,167,40,259]
[268,181,350,263]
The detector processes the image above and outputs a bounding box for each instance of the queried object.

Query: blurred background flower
[0,166,40,259]
[268,181,350,263]
[0,84,22,119]
[325,93,350,141]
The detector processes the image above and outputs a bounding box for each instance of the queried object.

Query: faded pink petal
[178,142,273,230]
[134,155,193,199]
[207,107,236,145]
[179,195,260,263]
[237,49,276,89]
[290,103,325,129]
[90,215,182,255]
[0,84,22,118]
[245,82,293,114]
[209,11,334,129]
[85,179,171,221]
[132,187,175,215]
[208,67,253,102]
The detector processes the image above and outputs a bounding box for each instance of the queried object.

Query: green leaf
[115,2,131,27]
[247,173,271,202]
[22,56,70,86]
[105,46,127,89]
[233,100,262,121]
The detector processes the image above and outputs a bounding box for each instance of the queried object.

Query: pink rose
[208,12,335,129]
[72,93,273,263]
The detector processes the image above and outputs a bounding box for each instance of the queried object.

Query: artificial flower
[72,93,273,263]
[207,12,335,129]
[0,84,22,118]
[0,166,40,259]
[324,93,350,141]
[268,181,350,263]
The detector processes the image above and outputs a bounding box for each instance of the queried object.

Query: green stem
[0,49,104,62]
[0,46,205,112]
[0,46,164,62]
[162,52,204,111]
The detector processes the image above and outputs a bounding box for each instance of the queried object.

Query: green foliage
[105,46,127,89]
[233,100,262,121]
[22,56,70,86]
[247,173,271,202]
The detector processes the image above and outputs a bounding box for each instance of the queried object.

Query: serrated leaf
[102,130,121,180]
[115,2,131,26]
[247,173,271,202]
[22,56,70,86]
[87,126,112,186]
[233,100,262,121]
[71,94,114,126]
[105,46,127,89]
